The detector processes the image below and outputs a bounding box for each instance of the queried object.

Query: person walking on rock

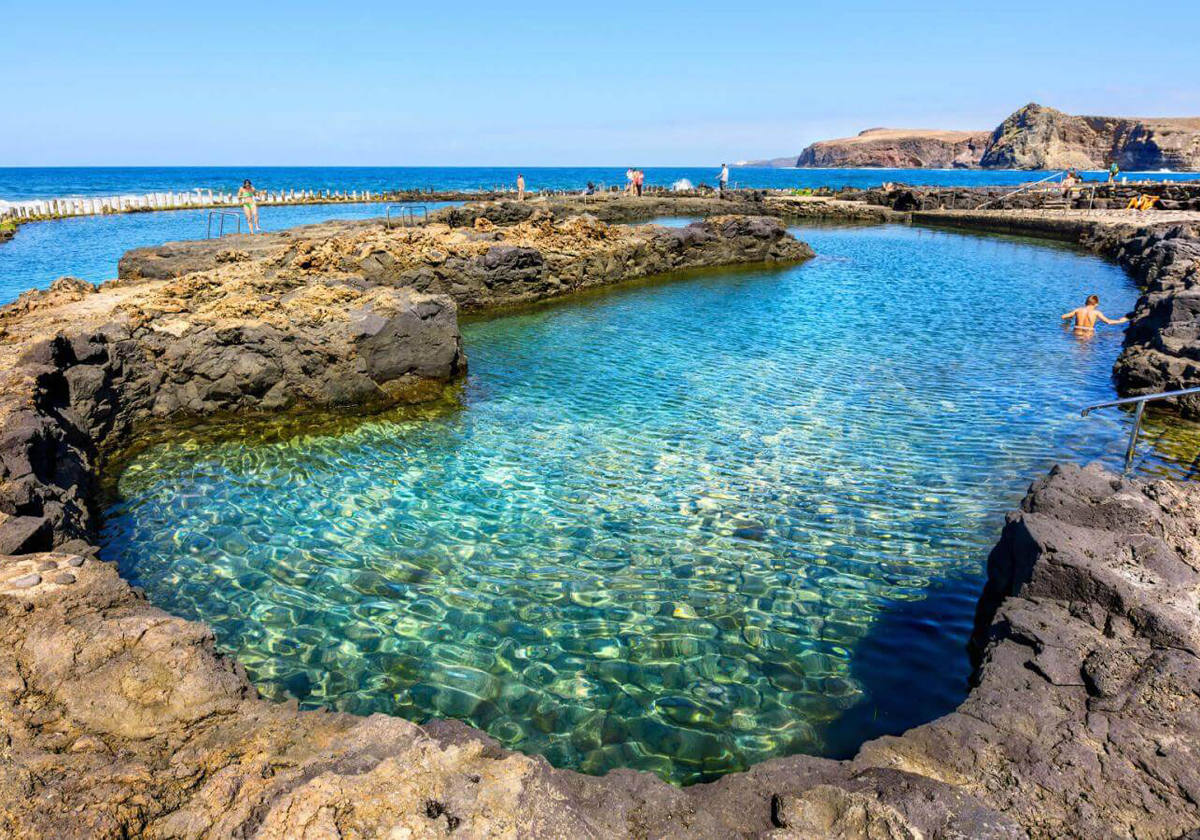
[237,179,260,234]
[517,173,526,201]
[634,168,644,197]
[718,163,729,196]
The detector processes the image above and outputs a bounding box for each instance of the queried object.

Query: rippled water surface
[104,224,1197,784]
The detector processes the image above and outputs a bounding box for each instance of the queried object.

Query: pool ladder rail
[1081,385,1200,473]
[205,210,243,238]
[385,204,429,229]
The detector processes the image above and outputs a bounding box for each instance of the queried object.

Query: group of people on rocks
[237,163,739,231]
[620,165,730,197]
[624,168,646,196]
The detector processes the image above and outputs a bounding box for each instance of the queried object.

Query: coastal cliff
[794,128,989,169]
[753,103,1200,170]
[981,103,1200,170]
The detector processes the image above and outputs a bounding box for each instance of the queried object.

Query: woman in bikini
[237,179,260,233]
[1061,294,1128,333]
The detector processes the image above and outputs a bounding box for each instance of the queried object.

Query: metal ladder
[1081,386,1200,473]
[385,204,428,229]
[973,171,1065,211]
[206,211,242,238]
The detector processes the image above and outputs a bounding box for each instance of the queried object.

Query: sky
[4,0,1199,166]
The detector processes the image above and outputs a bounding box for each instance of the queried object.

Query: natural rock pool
[102,224,1187,785]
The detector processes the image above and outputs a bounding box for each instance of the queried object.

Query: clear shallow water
[103,225,1198,784]
[0,201,455,304]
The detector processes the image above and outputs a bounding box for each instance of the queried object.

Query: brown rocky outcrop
[754,103,1200,171]
[120,212,812,313]
[980,103,1200,171]
[795,128,990,169]
[0,212,812,557]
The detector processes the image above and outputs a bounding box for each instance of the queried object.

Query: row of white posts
[2,189,384,222]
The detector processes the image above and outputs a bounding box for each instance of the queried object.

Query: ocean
[3,165,1198,203]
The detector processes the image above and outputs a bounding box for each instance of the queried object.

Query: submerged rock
[1,463,1198,837]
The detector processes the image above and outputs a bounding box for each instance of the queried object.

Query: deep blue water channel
[103,224,1194,784]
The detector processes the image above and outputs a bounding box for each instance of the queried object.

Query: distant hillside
[980,103,1200,170]
[795,128,988,169]
[743,104,1200,170]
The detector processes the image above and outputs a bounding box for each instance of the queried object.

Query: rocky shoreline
[2,196,1200,838]
[3,464,1197,838]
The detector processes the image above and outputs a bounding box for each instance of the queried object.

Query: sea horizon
[3,164,1198,203]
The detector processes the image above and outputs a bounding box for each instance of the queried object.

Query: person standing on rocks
[1108,162,1120,183]
[634,169,644,197]
[718,163,729,196]
[237,179,260,234]
[516,173,526,201]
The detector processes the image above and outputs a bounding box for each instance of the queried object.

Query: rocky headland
[752,102,1200,171]
[981,103,1200,171]
[2,195,1200,837]
[793,128,990,169]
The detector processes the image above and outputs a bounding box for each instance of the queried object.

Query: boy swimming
[1061,294,1129,333]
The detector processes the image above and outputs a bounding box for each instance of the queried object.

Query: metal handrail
[206,210,242,238]
[385,204,429,229]
[974,171,1065,211]
[1081,386,1200,473]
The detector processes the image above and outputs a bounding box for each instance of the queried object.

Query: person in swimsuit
[1061,294,1128,333]
[516,173,526,201]
[237,179,260,233]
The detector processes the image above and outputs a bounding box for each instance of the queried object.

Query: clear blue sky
[4,0,1198,166]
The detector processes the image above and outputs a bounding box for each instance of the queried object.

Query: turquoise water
[103,224,1192,784]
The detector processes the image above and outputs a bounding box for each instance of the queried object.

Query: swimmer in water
[1061,294,1128,333]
